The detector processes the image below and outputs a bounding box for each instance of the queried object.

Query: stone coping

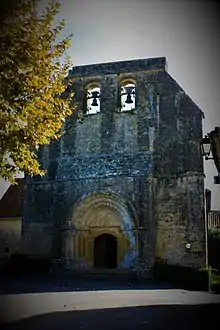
[68,57,166,78]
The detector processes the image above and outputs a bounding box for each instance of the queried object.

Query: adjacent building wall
[0,218,22,261]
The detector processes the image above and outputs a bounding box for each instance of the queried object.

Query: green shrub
[6,253,51,277]
[152,261,209,291]
[211,268,220,293]
[208,228,220,271]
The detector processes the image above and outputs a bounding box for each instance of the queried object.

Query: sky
[1,0,220,208]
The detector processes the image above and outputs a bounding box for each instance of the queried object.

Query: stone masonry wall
[22,57,205,272]
[154,174,206,268]
[0,218,22,261]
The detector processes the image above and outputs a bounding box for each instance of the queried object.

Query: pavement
[0,276,220,329]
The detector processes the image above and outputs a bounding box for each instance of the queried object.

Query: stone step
[73,269,137,281]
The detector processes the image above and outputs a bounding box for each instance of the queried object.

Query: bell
[91,90,99,107]
[91,98,98,106]
[124,86,134,104]
[125,86,134,95]
[91,91,99,98]
[125,93,133,104]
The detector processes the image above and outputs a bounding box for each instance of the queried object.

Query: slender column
[82,235,87,258]
[70,233,75,259]
[86,237,94,267]
[78,234,83,258]
[67,231,71,259]
[118,236,126,266]
[74,234,79,258]
[117,238,120,267]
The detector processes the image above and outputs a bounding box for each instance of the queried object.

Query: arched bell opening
[86,84,101,114]
[119,79,136,111]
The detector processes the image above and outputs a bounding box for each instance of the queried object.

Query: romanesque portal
[63,193,139,270]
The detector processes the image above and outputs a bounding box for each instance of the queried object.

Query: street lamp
[200,135,212,159]
[200,126,220,184]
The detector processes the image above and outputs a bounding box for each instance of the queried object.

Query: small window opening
[120,82,135,111]
[86,85,101,114]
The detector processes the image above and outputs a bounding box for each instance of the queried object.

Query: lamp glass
[200,136,211,156]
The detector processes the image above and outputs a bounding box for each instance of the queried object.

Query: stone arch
[70,191,138,231]
[84,80,101,115]
[118,78,136,112]
[91,229,119,240]
[84,79,102,90]
[65,192,139,269]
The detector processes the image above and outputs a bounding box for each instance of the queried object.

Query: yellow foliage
[0,0,76,183]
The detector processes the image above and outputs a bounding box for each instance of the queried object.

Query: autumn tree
[0,0,75,183]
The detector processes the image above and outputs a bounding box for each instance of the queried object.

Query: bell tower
[22,57,206,276]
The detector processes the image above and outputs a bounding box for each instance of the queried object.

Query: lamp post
[200,126,220,184]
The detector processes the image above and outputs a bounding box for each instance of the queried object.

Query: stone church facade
[22,57,206,275]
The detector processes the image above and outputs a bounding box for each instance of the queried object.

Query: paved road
[1,278,220,329]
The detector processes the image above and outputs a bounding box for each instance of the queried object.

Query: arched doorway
[94,234,117,269]
[66,192,138,269]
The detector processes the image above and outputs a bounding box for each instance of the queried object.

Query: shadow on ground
[1,303,220,330]
[0,275,179,295]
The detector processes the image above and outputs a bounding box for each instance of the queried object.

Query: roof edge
[68,57,166,78]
